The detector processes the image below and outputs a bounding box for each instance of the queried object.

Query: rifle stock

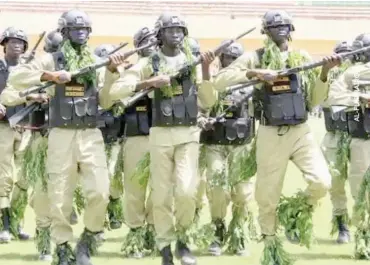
[18,40,158,98]
[123,27,256,108]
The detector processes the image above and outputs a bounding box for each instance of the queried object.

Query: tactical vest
[200,91,255,145]
[151,54,198,127]
[323,107,348,132]
[49,52,98,129]
[0,58,27,123]
[347,109,370,139]
[98,109,124,144]
[256,48,307,126]
[125,96,151,136]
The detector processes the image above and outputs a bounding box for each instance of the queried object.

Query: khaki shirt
[104,50,217,146]
[328,63,370,110]
[213,49,328,108]
[7,52,119,110]
[0,84,27,106]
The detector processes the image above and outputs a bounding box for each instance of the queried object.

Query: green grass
[0,117,365,265]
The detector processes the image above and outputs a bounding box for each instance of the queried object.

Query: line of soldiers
[0,7,370,265]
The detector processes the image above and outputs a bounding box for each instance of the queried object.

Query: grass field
[0,117,364,265]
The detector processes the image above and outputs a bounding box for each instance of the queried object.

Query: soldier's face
[162,27,184,48]
[140,35,157,57]
[267,25,290,44]
[5,38,25,56]
[68,27,89,45]
[221,54,238,68]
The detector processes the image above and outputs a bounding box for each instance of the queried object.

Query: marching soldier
[119,26,157,258]
[321,41,354,244]
[328,33,370,259]
[8,9,126,265]
[101,12,217,265]
[200,42,255,256]
[0,27,30,243]
[94,44,125,230]
[213,10,340,265]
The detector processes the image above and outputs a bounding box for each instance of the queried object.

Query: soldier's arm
[0,84,27,106]
[213,52,257,92]
[97,64,125,110]
[327,66,362,107]
[107,57,151,107]
[8,53,55,91]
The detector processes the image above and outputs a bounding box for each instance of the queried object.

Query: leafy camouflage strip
[78,229,100,256]
[21,142,36,188]
[261,235,293,265]
[60,39,96,85]
[277,191,314,249]
[225,206,247,254]
[133,152,150,187]
[121,226,148,257]
[74,186,85,215]
[198,144,207,174]
[9,187,28,239]
[330,212,350,237]
[111,142,124,194]
[35,226,51,254]
[52,243,76,265]
[107,197,124,227]
[353,167,370,259]
[32,137,48,191]
[334,132,351,180]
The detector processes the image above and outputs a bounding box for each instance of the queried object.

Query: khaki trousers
[46,128,109,245]
[205,144,254,220]
[255,123,331,236]
[321,131,349,216]
[123,136,153,228]
[150,141,199,250]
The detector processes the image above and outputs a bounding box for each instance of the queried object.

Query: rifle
[108,42,128,55]
[19,40,158,97]
[8,41,158,127]
[23,31,46,64]
[122,26,257,108]
[226,45,370,93]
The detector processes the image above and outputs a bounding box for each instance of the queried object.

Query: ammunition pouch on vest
[262,74,307,126]
[125,96,151,137]
[347,109,370,139]
[323,107,348,132]
[98,109,124,144]
[0,59,27,123]
[49,52,98,129]
[151,54,198,127]
[200,91,255,145]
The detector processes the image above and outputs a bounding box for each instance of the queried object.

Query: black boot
[0,208,11,243]
[208,219,225,256]
[17,225,30,240]
[54,242,75,265]
[108,197,122,230]
[336,215,350,244]
[75,229,100,265]
[175,240,197,265]
[160,245,174,265]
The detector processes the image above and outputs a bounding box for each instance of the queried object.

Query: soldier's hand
[201,51,216,67]
[0,104,6,120]
[252,69,279,83]
[322,54,342,71]
[107,53,127,73]
[148,75,171,88]
[26,93,49,103]
[43,70,72,84]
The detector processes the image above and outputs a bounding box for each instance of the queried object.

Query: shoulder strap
[52,51,65,71]
[256,48,265,67]
[0,59,8,72]
[151,53,160,76]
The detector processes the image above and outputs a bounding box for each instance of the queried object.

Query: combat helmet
[133,27,156,48]
[221,42,244,58]
[261,10,295,34]
[0,27,28,51]
[333,40,352,54]
[94,44,116,58]
[44,30,63,53]
[58,9,92,34]
[154,12,188,38]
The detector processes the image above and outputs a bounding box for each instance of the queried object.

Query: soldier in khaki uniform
[213,10,340,264]
[200,42,255,256]
[0,27,31,243]
[321,41,354,244]
[327,33,370,259]
[101,12,217,265]
[8,9,127,265]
